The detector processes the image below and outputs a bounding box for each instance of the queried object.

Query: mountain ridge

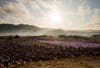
[0,24,100,36]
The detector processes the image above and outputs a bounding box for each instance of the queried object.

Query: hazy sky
[0,0,100,30]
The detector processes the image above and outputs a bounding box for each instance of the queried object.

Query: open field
[13,56,100,68]
[0,0,100,68]
[0,35,100,68]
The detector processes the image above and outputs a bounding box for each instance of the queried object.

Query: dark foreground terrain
[0,35,100,68]
[14,56,100,68]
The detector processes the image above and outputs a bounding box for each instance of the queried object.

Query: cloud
[0,0,100,30]
[0,0,34,24]
[85,9,100,30]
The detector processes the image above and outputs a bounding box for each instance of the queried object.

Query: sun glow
[49,11,62,25]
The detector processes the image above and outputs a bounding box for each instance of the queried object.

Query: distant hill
[0,24,100,37]
[0,24,39,32]
[0,24,40,36]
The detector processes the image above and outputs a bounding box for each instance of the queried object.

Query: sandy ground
[12,56,100,68]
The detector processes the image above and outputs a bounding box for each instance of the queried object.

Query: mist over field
[0,24,100,37]
[0,0,100,68]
